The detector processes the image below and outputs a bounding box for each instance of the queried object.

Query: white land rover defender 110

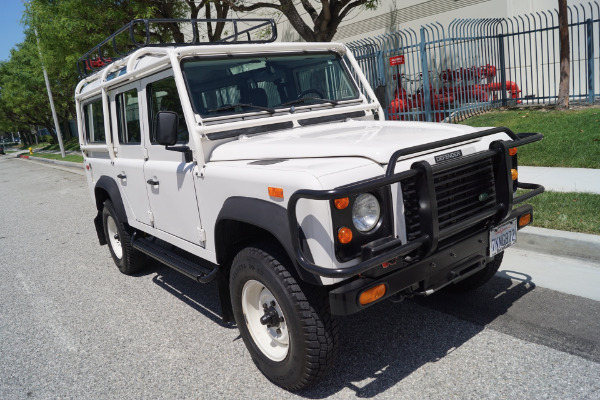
[76,19,544,390]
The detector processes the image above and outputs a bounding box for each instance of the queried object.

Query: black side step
[131,233,218,284]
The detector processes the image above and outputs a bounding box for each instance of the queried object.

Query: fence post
[498,34,507,107]
[376,49,390,119]
[419,27,432,122]
[586,18,595,104]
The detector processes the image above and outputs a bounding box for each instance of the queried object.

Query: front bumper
[327,204,533,315]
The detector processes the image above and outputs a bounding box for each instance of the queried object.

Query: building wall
[265,0,586,44]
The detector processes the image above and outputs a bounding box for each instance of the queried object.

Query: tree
[0,40,56,144]
[224,0,380,42]
[20,0,197,141]
[184,1,231,42]
[4,0,233,145]
[557,0,570,109]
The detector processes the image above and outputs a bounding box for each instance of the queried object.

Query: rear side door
[110,81,152,226]
[139,71,203,244]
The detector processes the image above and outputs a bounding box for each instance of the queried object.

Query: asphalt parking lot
[1,157,599,399]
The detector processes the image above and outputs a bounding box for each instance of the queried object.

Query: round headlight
[352,193,381,232]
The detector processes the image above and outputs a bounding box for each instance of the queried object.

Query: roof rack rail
[77,18,278,77]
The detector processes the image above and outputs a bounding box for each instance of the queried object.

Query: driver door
[139,71,203,244]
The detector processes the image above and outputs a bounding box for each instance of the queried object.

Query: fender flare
[95,176,127,223]
[215,196,319,285]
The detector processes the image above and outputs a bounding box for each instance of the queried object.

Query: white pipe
[34,27,66,158]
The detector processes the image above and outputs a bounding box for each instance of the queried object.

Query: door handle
[147,179,159,186]
[117,173,126,179]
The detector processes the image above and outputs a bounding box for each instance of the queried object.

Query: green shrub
[41,135,54,144]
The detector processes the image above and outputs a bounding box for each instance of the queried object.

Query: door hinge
[197,164,207,178]
[148,210,154,226]
[197,227,206,246]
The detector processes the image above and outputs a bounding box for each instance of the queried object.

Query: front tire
[102,200,145,275]
[230,244,338,390]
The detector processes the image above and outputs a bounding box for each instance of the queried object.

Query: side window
[83,99,106,143]
[115,89,141,144]
[147,77,189,144]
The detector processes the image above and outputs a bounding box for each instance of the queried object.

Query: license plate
[489,219,517,256]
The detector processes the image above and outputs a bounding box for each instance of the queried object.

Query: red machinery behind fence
[388,64,521,121]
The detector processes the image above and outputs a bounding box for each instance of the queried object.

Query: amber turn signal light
[268,187,284,198]
[337,227,353,244]
[509,148,518,156]
[359,284,386,305]
[518,213,532,227]
[334,197,350,210]
[511,169,518,180]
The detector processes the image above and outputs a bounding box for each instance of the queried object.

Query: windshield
[181,52,360,118]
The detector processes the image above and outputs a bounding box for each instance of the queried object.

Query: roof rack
[77,18,278,77]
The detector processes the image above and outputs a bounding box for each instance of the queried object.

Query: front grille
[401,155,497,245]
[401,177,421,241]
[433,157,496,231]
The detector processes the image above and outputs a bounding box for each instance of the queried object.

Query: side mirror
[156,111,179,146]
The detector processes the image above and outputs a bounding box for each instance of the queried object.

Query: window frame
[180,51,361,119]
[83,97,107,144]
[114,88,142,146]
[146,75,190,145]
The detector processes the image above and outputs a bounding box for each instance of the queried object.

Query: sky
[0,1,26,62]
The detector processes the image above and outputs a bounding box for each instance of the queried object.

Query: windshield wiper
[281,97,339,107]
[208,103,275,114]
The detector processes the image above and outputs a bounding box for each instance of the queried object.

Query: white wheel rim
[106,215,123,259]
[241,280,289,362]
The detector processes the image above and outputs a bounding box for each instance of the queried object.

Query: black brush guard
[287,127,544,279]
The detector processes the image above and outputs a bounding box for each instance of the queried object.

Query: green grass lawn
[460,107,600,168]
[42,137,80,152]
[18,136,80,152]
[517,190,600,235]
[464,107,600,234]
[27,153,83,163]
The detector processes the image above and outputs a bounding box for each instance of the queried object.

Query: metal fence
[347,1,600,122]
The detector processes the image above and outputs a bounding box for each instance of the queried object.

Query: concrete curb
[18,155,84,169]
[515,226,600,264]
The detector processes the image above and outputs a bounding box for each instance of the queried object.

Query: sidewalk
[519,166,600,194]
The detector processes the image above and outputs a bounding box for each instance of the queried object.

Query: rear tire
[230,244,338,390]
[102,200,145,275]
[449,253,504,292]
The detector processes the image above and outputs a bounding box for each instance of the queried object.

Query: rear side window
[83,99,106,143]
[116,89,141,144]
[147,77,189,143]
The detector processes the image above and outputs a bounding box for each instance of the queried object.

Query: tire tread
[103,200,145,275]
[231,243,338,390]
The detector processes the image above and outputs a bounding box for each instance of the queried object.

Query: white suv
[76,19,544,390]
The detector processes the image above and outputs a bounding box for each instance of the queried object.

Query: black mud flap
[94,211,107,246]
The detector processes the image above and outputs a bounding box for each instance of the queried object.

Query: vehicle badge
[478,192,489,202]
[434,150,463,163]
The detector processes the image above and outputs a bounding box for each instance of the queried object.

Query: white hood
[209,120,480,164]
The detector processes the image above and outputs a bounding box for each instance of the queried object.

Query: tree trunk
[62,118,71,140]
[557,0,570,109]
[21,131,32,146]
